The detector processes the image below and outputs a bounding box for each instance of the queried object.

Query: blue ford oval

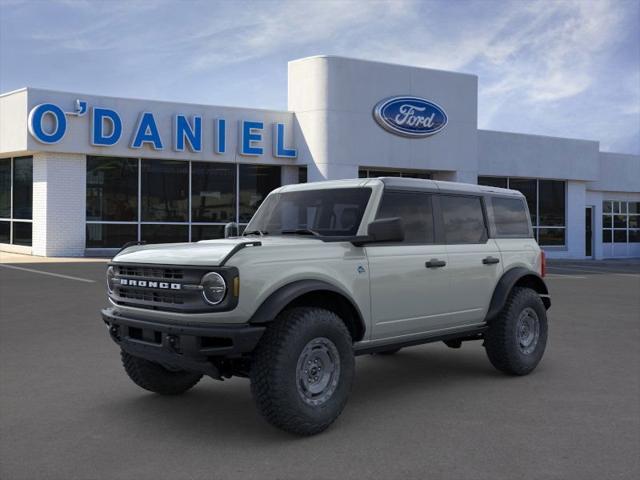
[373,96,447,138]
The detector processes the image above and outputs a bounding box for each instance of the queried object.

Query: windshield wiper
[243,229,268,236]
[280,228,321,237]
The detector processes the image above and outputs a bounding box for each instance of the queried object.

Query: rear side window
[440,195,487,244]
[376,191,434,243]
[491,197,531,237]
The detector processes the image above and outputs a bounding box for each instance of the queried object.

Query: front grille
[115,266,184,280]
[118,287,184,305]
[109,263,239,313]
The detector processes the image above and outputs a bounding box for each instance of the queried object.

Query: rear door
[438,194,503,326]
[366,190,452,340]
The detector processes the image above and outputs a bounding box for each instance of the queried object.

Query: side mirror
[356,217,404,245]
[224,222,239,238]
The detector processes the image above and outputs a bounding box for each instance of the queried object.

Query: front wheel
[484,287,548,375]
[121,351,202,395]
[250,307,355,435]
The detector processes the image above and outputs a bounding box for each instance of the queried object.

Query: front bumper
[102,307,265,377]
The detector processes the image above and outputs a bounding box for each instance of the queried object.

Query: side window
[491,197,531,237]
[440,195,487,244]
[376,191,434,243]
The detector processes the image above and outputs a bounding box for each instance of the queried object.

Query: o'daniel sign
[373,96,447,138]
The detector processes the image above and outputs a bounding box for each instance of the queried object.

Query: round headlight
[201,272,227,305]
[106,266,115,294]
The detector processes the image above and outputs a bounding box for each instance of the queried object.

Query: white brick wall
[32,152,86,256]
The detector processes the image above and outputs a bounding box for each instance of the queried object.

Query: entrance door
[585,206,593,258]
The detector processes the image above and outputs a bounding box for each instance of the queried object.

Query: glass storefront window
[191,225,225,242]
[12,157,33,220]
[86,224,137,248]
[12,222,32,246]
[141,160,189,222]
[538,228,565,246]
[478,176,568,246]
[141,224,189,244]
[0,220,9,243]
[477,176,508,189]
[191,162,235,223]
[238,164,281,223]
[359,168,432,179]
[87,157,138,221]
[0,159,10,218]
[85,158,283,248]
[538,180,565,226]
[0,157,33,246]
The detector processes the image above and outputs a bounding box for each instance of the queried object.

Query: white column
[32,152,86,257]
[565,180,586,259]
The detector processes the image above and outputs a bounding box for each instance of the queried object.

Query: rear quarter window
[491,196,531,237]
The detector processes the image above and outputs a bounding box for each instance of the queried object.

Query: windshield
[244,188,372,237]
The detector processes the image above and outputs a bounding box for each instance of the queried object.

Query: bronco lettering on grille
[119,279,181,290]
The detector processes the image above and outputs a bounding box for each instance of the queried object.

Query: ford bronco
[102,177,550,435]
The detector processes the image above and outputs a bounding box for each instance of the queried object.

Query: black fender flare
[485,267,550,322]
[248,279,366,340]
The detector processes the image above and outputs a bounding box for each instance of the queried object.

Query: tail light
[540,250,546,277]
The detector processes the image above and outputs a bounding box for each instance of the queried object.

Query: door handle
[425,259,447,268]
[482,256,500,265]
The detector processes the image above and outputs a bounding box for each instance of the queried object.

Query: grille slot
[115,266,184,280]
[118,287,185,305]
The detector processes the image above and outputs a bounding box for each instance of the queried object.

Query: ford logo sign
[373,96,447,138]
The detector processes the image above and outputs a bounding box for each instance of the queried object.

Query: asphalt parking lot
[1,257,639,480]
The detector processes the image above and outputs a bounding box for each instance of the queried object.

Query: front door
[366,190,452,340]
[585,206,593,258]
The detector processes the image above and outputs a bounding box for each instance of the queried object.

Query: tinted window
[12,222,32,246]
[376,191,434,243]
[86,156,138,221]
[12,156,32,219]
[86,223,137,248]
[539,180,565,226]
[191,162,235,223]
[478,176,508,189]
[191,224,225,242]
[491,197,531,236]
[246,188,371,237]
[440,195,487,244]
[141,160,188,222]
[238,165,281,223]
[509,178,536,225]
[141,224,188,244]
[0,159,10,218]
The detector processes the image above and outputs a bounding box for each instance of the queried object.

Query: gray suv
[102,177,550,435]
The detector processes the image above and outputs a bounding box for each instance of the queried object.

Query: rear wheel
[484,287,548,375]
[121,351,202,395]
[250,307,355,436]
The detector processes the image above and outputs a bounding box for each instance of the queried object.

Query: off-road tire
[121,350,202,395]
[484,287,548,375]
[250,307,355,436]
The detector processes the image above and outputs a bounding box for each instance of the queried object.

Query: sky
[1,0,639,154]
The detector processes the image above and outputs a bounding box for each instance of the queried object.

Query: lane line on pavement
[548,265,640,277]
[545,274,586,279]
[0,264,96,283]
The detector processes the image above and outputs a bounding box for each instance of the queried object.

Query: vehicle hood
[111,236,324,266]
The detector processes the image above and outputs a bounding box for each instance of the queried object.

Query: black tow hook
[108,324,121,342]
[166,334,180,352]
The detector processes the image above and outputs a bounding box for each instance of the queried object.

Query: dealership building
[1,55,638,259]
